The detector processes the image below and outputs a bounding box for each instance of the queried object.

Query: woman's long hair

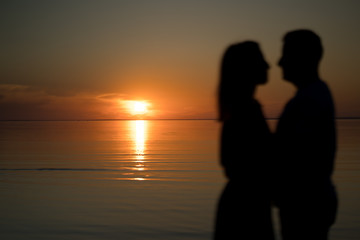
[218,41,267,121]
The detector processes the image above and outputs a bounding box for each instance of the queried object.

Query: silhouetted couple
[214,30,337,240]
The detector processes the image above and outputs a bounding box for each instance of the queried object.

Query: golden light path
[134,120,146,160]
[131,120,147,180]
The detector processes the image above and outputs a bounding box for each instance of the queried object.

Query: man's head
[278,30,323,85]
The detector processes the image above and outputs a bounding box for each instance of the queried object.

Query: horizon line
[1,117,360,122]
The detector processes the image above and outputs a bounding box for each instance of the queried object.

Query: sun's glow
[132,101,148,115]
[121,100,151,118]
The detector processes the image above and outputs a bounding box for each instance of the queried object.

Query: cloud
[0,84,50,105]
[96,93,128,101]
[0,84,128,120]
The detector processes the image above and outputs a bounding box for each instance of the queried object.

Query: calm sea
[0,120,359,240]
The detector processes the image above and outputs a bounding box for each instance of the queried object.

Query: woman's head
[221,41,268,86]
[218,41,269,121]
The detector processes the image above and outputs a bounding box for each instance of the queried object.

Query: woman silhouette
[214,41,274,240]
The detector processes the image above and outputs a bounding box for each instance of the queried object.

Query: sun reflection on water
[134,120,146,158]
[130,120,148,179]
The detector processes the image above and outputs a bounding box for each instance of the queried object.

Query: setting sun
[133,102,147,114]
[125,101,149,116]
[121,100,151,118]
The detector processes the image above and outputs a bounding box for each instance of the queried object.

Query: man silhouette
[275,30,337,240]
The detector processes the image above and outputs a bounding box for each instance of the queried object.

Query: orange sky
[1,1,360,120]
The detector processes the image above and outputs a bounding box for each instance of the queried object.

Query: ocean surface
[0,120,359,240]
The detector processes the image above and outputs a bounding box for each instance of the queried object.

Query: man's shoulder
[311,80,332,95]
[290,80,334,116]
[295,80,333,102]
